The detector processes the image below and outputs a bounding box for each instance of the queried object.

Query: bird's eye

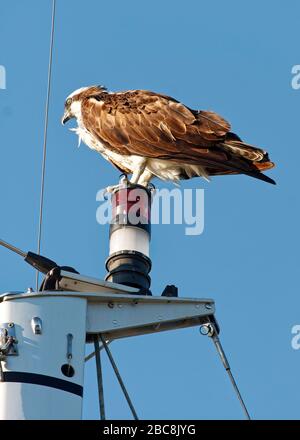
[66,98,72,106]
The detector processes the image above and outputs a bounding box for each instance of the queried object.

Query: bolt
[26,287,34,294]
[8,323,14,328]
[108,302,114,309]
[199,324,214,337]
[205,304,213,310]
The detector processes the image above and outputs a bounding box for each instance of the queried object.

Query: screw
[205,304,213,310]
[108,302,114,309]
[8,323,14,328]
[26,287,34,293]
[199,324,214,337]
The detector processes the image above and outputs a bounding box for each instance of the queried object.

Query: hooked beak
[61,110,72,125]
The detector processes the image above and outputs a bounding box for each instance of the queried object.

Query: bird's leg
[135,169,153,187]
[105,159,151,194]
[129,158,147,185]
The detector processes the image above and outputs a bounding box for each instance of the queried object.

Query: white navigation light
[105,182,153,293]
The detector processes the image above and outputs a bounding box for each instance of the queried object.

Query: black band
[2,371,83,397]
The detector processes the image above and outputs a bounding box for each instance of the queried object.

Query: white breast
[70,100,136,171]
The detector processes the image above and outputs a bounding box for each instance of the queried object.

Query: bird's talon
[147,182,156,191]
[119,174,128,186]
[102,188,109,200]
[105,184,120,195]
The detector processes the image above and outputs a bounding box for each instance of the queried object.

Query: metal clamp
[0,323,18,382]
[0,323,18,356]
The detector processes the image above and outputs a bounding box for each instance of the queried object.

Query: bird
[62,85,275,189]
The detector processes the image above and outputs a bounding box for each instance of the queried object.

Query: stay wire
[211,328,251,420]
[36,0,56,291]
[94,335,106,420]
[99,334,139,420]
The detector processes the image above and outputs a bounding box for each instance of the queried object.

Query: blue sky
[0,0,299,419]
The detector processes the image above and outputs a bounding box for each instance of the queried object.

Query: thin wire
[36,0,56,291]
[211,331,251,420]
[85,340,111,362]
[99,334,139,420]
[94,335,106,420]
[226,369,251,420]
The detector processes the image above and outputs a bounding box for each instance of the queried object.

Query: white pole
[0,294,87,420]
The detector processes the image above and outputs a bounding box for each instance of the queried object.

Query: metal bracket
[0,322,18,356]
[67,333,73,362]
[31,317,43,335]
[85,292,216,341]
[1,289,216,342]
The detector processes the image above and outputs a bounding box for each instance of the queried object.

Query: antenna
[0,238,58,274]
[36,0,56,290]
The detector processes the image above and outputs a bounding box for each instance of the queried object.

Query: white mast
[0,293,86,420]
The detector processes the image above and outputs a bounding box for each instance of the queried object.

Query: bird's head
[61,85,107,125]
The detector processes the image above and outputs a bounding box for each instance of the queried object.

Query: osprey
[62,86,275,188]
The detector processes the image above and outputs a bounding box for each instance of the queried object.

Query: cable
[210,326,251,420]
[36,0,56,291]
[212,334,251,420]
[94,335,106,420]
[99,334,139,420]
[226,369,251,420]
[85,340,111,362]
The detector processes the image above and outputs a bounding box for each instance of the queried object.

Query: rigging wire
[36,0,56,291]
[85,340,111,362]
[94,335,106,420]
[99,334,139,420]
[209,325,251,420]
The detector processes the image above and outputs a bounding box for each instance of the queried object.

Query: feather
[65,87,276,185]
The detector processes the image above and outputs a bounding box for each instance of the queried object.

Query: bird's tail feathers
[220,140,276,184]
[222,140,271,164]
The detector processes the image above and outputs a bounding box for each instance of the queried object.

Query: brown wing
[81,89,275,184]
